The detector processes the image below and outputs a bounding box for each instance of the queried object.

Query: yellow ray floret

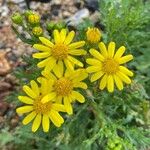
[16,80,66,133]
[32,29,86,72]
[37,66,88,115]
[86,42,134,92]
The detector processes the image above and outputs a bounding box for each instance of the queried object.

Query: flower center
[33,98,52,114]
[102,58,119,74]
[54,78,73,96]
[52,43,68,60]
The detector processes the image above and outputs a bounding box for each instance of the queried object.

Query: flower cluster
[14,14,133,132]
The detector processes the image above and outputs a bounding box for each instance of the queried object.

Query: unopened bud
[28,14,40,24]
[54,22,66,30]
[24,10,34,17]
[11,12,23,25]
[32,26,43,36]
[46,21,55,31]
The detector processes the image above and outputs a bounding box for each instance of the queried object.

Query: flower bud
[46,21,55,31]
[11,12,23,25]
[32,26,43,36]
[24,10,34,17]
[86,27,101,43]
[28,14,40,24]
[54,22,66,30]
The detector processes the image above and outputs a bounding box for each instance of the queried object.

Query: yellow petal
[99,74,107,90]
[40,78,48,95]
[18,96,33,104]
[37,57,52,68]
[86,58,102,66]
[64,59,74,70]
[119,66,133,77]
[73,82,87,89]
[32,113,42,132]
[113,74,123,90]
[86,66,101,73]
[107,75,114,92]
[55,96,63,104]
[68,49,87,55]
[42,114,50,132]
[68,56,83,67]
[52,104,66,112]
[114,46,125,59]
[44,57,56,72]
[23,85,37,99]
[30,80,39,96]
[39,37,54,48]
[60,29,67,43]
[53,60,64,78]
[89,49,105,61]
[116,71,131,84]
[108,42,115,58]
[69,41,85,49]
[22,111,36,125]
[16,106,33,114]
[64,31,75,45]
[91,71,104,82]
[41,92,56,103]
[42,70,57,81]
[53,30,61,44]
[33,44,51,52]
[64,96,73,115]
[98,42,108,57]
[48,110,63,127]
[72,91,85,103]
[118,55,133,64]
[71,69,88,82]
[32,52,51,59]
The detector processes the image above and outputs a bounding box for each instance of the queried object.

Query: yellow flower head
[86,42,133,92]
[32,26,43,36]
[16,80,66,132]
[37,66,88,115]
[32,29,86,72]
[28,14,40,24]
[86,27,101,43]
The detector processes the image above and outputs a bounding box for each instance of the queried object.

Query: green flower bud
[28,14,40,24]
[54,21,66,30]
[32,26,43,36]
[46,21,55,31]
[11,12,23,25]
[24,10,34,17]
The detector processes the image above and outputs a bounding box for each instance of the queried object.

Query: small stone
[0,81,11,91]
[62,11,71,18]
[0,101,9,116]
[0,51,11,75]
[51,0,61,5]
[66,8,90,27]
[10,118,19,127]
[85,0,99,12]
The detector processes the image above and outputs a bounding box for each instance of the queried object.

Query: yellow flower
[86,27,101,43]
[86,42,133,92]
[38,66,88,115]
[32,29,86,72]
[16,80,66,132]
